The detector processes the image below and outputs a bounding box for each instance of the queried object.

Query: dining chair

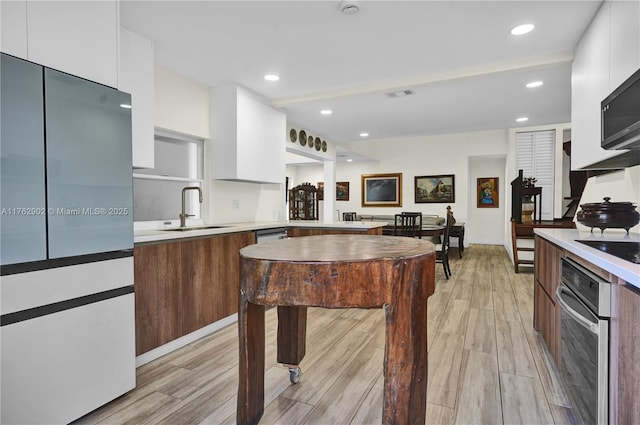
[342,212,357,221]
[393,212,421,238]
[436,212,452,279]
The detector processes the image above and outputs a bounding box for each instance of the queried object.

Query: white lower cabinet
[1,294,135,425]
[0,258,135,425]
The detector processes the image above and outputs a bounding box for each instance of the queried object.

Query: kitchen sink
[160,225,230,232]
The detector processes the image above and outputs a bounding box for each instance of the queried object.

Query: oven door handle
[555,286,599,335]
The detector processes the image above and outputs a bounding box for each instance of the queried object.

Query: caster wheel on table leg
[289,367,301,384]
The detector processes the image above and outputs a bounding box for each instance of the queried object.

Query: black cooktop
[576,240,640,264]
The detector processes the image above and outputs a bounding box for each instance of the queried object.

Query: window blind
[516,130,555,220]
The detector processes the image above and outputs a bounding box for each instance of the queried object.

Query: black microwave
[602,67,640,150]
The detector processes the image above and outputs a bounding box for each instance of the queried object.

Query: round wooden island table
[237,234,435,425]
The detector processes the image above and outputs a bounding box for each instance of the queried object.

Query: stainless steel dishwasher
[255,228,288,244]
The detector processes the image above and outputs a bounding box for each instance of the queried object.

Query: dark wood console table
[237,234,435,425]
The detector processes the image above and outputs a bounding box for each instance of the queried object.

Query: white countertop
[534,228,640,288]
[134,220,387,244]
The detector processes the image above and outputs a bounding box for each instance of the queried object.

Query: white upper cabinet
[211,85,285,184]
[609,0,640,89]
[571,0,640,170]
[1,1,119,88]
[1,1,28,58]
[154,67,210,139]
[120,28,155,169]
[571,2,613,170]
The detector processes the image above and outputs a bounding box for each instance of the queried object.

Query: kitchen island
[133,221,386,365]
[533,228,640,424]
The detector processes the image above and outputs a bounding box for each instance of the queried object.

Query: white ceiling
[120,0,602,155]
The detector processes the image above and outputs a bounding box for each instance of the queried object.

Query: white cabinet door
[26,1,119,88]
[609,0,640,89]
[211,85,286,184]
[1,0,28,58]
[571,2,621,170]
[1,293,135,425]
[120,28,155,169]
[154,66,211,138]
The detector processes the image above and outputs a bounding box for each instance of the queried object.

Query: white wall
[291,129,510,241]
[575,165,640,234]
[206,180,283,224]
[468,156,507,244]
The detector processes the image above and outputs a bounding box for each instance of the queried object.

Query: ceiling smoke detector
[340,1,360,15]
[385,89,415,98]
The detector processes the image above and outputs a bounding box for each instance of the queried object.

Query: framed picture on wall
[477,177,499,208]
[317,182,350,201]
[336,182,350,201]
[414,174,455,203]
[361,173,402,207]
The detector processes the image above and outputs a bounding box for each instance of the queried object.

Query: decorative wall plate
[289,128,297,143]
[315,137,321,151]
[299,130,307,146]
[308,135,314,148]
[322,140,327,152]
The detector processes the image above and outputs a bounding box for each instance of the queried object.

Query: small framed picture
[317,182,351,201]
[336,182,350,201]
[477,177,499,208]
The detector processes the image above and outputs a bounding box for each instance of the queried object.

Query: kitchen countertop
[534,228,640,289]
[134,220,387,244]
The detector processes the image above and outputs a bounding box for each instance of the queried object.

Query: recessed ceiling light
[510,24,535,35]
[346,159,354,162]
[120,103,132,109]
[385,89,414,98]
[340,0,360,15]
[264,74,280,81]
[359,132,369,137]
[526,81,543,88]
[516,117,529,122]
[320,109,332,115]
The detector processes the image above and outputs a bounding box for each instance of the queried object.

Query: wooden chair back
[394,212,421,238]
[342,212,357,221]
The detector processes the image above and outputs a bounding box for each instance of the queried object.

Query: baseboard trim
[135,313,238,367]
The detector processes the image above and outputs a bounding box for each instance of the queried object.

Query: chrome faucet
[179,186,203,227]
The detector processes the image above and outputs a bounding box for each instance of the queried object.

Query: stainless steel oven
[557,257,611,425]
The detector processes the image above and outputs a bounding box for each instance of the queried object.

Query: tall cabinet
[289,183,319,220]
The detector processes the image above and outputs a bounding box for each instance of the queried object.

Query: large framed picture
[317,182,350,201]
[361,173,402,207]
[414,174,455,203]
[477,177,499,208]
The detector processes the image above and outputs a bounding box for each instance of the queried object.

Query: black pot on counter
[576,197,640,233]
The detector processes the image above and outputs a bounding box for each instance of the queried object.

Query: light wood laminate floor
[74,244,576,425]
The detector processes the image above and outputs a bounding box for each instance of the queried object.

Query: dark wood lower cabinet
[533,282,559,363]
[181,232,256,335]
[134,241,182,355]
[534,235,640,424]
[610,280,640,425]
[533,235,563,365]
[134,231,255,355]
